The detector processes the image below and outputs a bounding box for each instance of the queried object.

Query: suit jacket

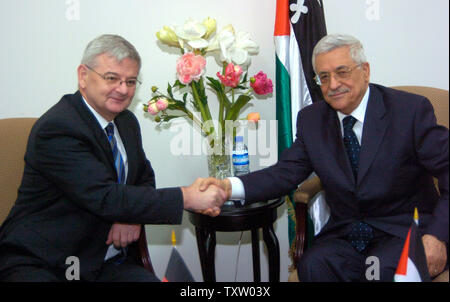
[0,91,183,281]
[240,84,449,243]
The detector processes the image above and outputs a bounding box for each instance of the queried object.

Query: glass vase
[207,154,232,179]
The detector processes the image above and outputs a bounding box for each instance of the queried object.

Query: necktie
[105,123,125,184]
[342,115,360,179]
[342,116,373,252]
[105,123,127,263]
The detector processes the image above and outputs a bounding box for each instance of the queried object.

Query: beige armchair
[289,86,449,282]
[0,117,154,273]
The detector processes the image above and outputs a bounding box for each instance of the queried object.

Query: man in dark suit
[0,34,227,282]
[200,34,448,281]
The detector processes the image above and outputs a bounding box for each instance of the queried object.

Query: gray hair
[81,34,141,70]
[312,34,367,73]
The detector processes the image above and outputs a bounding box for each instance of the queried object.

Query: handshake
[181,177,233,217]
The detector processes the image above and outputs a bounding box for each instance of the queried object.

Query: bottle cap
[235,136,243,142]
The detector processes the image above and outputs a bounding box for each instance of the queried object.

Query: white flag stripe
[275,35,290,70]
[394,258,422,282]
[288,23,312,137]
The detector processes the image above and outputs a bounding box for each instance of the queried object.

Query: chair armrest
[292,176,323,268]
[294,176,322,204]
[137,225,155,274]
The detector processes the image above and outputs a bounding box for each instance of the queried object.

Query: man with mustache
[0,34,227,282]
[200,34,448,281]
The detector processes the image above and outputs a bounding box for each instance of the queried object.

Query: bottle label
[233,153,249,165]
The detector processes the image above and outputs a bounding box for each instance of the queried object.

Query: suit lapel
[71,91,115,169]
[357,85,389,185]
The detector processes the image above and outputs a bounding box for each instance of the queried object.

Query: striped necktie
[105,123,125,184]
[105,122,128,264]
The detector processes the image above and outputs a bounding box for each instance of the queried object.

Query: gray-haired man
[0,34,227,282]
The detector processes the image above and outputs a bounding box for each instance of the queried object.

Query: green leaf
[217,89,231,110]
[241,72,248,84]
[167,83,174,99]
[206,76,222,92]
[174,80,186,89]
[225,94,252,121]
[168,100,187,111]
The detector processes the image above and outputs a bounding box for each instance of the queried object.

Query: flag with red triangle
[394,208,431,282]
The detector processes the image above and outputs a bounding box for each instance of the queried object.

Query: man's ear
[77,64,88,89]
[362,62,370,83]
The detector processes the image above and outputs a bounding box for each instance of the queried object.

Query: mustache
[107,92,128,99]
[328,88,350,97]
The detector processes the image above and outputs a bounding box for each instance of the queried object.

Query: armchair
[0,117,154,274]
[289,86,449,282]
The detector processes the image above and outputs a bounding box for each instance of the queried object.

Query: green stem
[183,109,204,133]
[190,81,216,148]
[191,82,210,122]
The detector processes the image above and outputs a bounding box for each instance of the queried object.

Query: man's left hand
[106,223,141,248]
[422,234,447,278]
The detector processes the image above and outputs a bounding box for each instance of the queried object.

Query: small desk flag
[394,208,431,282]
[163,230,195,282]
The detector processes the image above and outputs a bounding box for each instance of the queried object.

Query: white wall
[0,0,448,282]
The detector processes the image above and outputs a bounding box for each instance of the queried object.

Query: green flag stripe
[276,53,298,249]
[275,54,293,156]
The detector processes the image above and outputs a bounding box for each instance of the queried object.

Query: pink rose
[216,63,243,88]
[147,102,159,115]
[250,71,273,95]
[176,52,206,85]
[247,112,260,123]
[156,97,169,111]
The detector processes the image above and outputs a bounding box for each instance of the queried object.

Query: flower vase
[207,153,232,180]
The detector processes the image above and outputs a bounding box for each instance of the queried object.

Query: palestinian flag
[394,210,431,282]
[274,0,327,255]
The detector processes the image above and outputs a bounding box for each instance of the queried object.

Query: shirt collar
[81,96,112,131]
[337,85,370,124]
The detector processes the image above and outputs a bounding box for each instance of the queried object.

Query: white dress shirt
[228,86,371,201]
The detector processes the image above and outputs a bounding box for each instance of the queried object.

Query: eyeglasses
[314,64,362,86]
[85,65,141,87]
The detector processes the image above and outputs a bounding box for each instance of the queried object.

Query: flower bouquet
[144,17,273,178]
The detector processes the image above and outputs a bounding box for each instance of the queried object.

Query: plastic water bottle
[232,136,250,176]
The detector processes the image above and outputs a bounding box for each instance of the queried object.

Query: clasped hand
[106,222,141,249]
[182,177,232,217]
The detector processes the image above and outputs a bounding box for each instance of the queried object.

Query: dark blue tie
[342,116,360,179]
[343,116,373,252]
[105,123,125,184]
[105,123,127,263]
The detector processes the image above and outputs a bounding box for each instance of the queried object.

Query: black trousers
[1,256,159,282]
[297,229,405,282]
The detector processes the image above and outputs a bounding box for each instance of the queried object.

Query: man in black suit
[0,34,227,282]
[200,34,448,281]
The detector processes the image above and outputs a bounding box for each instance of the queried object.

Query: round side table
[187,198,285,282]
